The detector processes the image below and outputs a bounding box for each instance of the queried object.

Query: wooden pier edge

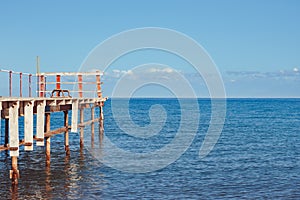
[0,96,107,185]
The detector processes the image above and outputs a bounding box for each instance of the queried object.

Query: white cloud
[293,67,299,72]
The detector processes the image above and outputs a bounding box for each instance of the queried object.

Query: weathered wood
[100,106,104,132]
[45,113,51,166]
[44,127,69,138]
[71,100,78,132]
[78,118,100,128]
[10,156,19,185]
[24,101,34,151]
[9,102,19,157]
[36,100,45,146]
[64,111,70,155]
[5,118,9,147]
[91,106,95,147]
[80,108,84,148]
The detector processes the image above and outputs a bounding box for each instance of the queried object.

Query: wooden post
[78,75,83,98]
[96,72,102,98]
[36,101,45,146]
[80,108,84,148]
[9,70,12,97]
[5,118,9,147]
[64,111,70,155]
[19,73,22,97]
[99,104,104,133]
[11,156,19,185]
[24,101,33,151]
[9,101,19,185]
[91,106,95,147]
[29,74,32,97]
[71,100,78,133]
[45,113,51,166]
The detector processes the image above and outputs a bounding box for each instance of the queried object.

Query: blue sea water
[0,98,300,199]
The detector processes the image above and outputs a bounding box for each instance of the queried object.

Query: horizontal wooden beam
[78,118,100,127]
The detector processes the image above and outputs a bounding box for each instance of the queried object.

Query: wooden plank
[36,100,45,146]
[71,100,78,132]
[24,101,33,151]
[9,102,19,157]
[78,118,100,127]
[44,127,69,138]
[45,113,51,166]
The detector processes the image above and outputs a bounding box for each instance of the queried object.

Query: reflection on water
[0,99,300,199]
[0,121,105,200]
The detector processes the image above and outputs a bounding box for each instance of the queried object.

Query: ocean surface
[0,98,300,199]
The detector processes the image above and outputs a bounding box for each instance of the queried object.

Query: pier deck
[0,69,107,184]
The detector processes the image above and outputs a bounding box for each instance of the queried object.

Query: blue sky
[0,0,299,97]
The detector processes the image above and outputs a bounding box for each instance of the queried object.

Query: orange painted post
[56,75,61,97]
[96,73,101,98]
[78,75,83,98]
[39,75,45,97]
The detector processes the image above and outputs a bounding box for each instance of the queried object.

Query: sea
[0,98,299,199]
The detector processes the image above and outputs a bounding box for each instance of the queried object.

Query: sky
[0,0,299,98]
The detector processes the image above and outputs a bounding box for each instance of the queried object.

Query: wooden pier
[0,69,107,185]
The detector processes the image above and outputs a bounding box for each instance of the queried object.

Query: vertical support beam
[96,72,102,98]
[64,110,70,155]
[9,101,19,157]
[24,101,34,151]
[99,104,104,132]
[9,71,12,97]
[56,75,61,97]
[45,113,51,166]
[78,75,83,98]
[9,101,19,185]
[19,73,22,97]
[91,106,95,147]
[29,74,32,97]
[11,156,19,185]
[39,75,45,97]
[71,99,78,132]
[36,100,45,146]
[5,119,9,147]
[80,108,84,148]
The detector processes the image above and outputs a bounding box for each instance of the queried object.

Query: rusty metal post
[19,73,22,97]
[39,75,45,97]
[96,73,101,98]
[29,74,32,97]
[64,110,70,155]
[45,113,51,166]
[9,70,12,97]
[91,106,95,147]
[5,118,9,147]
[11,156,19,185]
[78,75,83,98]
[56,75,61,97]
[80,108,84,148]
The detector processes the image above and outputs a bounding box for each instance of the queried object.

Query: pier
[0,69,107,185]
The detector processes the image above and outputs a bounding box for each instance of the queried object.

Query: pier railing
[0,69,103,98]
[0,69,107,185]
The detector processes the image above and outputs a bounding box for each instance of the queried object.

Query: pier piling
[0,69,107,184]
